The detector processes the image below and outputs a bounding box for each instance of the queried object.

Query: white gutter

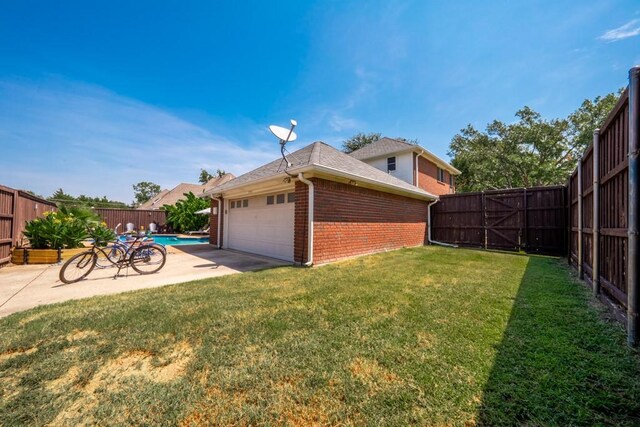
[297,173,314,266]
[427,200,458,248]
[214,196,223,248]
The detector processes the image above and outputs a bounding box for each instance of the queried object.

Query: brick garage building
[203,141,440,265]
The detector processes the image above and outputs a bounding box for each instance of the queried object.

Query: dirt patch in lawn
[52,341,195,424]
[65,329,100,342]
[0,347,37,363]
[348,357,401,394]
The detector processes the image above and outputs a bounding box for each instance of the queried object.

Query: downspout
[297,173,314,266]
[427,199,458,247]
[214,196,222,248]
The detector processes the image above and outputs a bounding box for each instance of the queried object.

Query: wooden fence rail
[92,208,167,231]
[0,185,57,267]
[431,186,567,255]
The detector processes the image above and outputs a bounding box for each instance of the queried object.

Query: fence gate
[484,190,525,251]
[431,186,567,255]
[0,186,16,266]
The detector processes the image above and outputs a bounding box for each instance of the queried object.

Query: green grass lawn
[1,246,639,426]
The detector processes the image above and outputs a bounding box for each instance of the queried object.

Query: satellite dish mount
[269,120,298,174]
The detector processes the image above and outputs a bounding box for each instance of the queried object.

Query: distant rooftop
[349,137,461,175]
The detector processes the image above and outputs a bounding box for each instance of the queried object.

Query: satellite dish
[269,125,297,143]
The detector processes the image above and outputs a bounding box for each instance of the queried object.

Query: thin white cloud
[599,19,640,42]
[0,78,278,202]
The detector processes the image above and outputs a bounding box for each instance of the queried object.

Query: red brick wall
[308,178,429,264]
[417,156,455,195]
[209,198,223,246]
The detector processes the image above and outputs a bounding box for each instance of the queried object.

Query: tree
[342,132,382,153]
[567,91,622,155]
[163,192,209,232]
[448,91,621,193]
[132,182,161,206]
[215,168,226,178]
[49,188,75,202]
[199,169,214,184]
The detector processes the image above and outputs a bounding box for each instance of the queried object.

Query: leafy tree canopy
[199,168,227,184]
[48,189,130,208]
[342,132,381,153]
[132,181,161,206]
[199,169,214,184]
[449,91,621,192]
[163,192,209,233]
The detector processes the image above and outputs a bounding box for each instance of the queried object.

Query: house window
[449,174,454,187]
[243,199,248,208]
[287,192,295,203]
[387,156,396,172]
[267,195,274,205]
[437,167,445,183]
[276,194,285,204]
[230,201,236,209]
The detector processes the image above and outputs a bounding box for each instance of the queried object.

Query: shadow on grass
[478,257,640,425]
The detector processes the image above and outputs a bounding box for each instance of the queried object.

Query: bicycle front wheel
[95,245,126,268]
[59,251,97,284]
[130,244,166,275]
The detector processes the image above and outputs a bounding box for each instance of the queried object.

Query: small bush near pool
[22,205,114,249]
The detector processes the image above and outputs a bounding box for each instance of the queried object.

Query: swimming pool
[120,235,209,246]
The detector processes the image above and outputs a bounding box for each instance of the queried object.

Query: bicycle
[59,232,166,284]
[95,231,166,269]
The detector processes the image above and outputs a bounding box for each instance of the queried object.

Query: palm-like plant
[163,192,209,233]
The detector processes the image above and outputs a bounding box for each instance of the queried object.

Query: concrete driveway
[0,245,290,318]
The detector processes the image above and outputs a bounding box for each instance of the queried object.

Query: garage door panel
[227,195,294,261]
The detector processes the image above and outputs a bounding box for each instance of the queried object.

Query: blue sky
[1,1,639,202]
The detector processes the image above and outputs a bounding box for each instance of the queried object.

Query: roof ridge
[309,141,324,165]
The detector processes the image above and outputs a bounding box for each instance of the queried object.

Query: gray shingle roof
[349,137,416,160]
[138,174,235,209]
[207,141,436,199]
[349,137,461,175]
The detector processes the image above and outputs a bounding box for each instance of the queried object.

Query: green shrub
[22,206,103,249]
[163,192,209,233]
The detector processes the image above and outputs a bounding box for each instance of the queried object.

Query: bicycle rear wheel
[130,244,166,274]
[59,251,97,284]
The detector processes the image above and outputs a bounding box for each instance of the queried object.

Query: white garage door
[227,192,295,261]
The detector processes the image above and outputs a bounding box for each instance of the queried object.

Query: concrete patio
[0,245,289,318]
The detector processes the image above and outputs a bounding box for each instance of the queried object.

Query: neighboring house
[202,141,438,265]
[137,175,235,210]
[349,137,461,195]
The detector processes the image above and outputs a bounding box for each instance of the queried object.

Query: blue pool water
[120,235,209,246]
[150,235,209,246]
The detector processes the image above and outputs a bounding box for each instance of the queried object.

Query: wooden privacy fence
[431,186,567,255]
[569,66,640,346]
[92,208,167,231]
[0,185,57,267]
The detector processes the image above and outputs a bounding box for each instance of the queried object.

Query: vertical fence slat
[628,66,640,345]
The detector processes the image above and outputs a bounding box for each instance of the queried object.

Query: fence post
[522,188,527,252]
[628,65,640,346]
[482,192,487,249]
[567,178,571,264]
[577,160,584,280]
[593,128,600,296]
